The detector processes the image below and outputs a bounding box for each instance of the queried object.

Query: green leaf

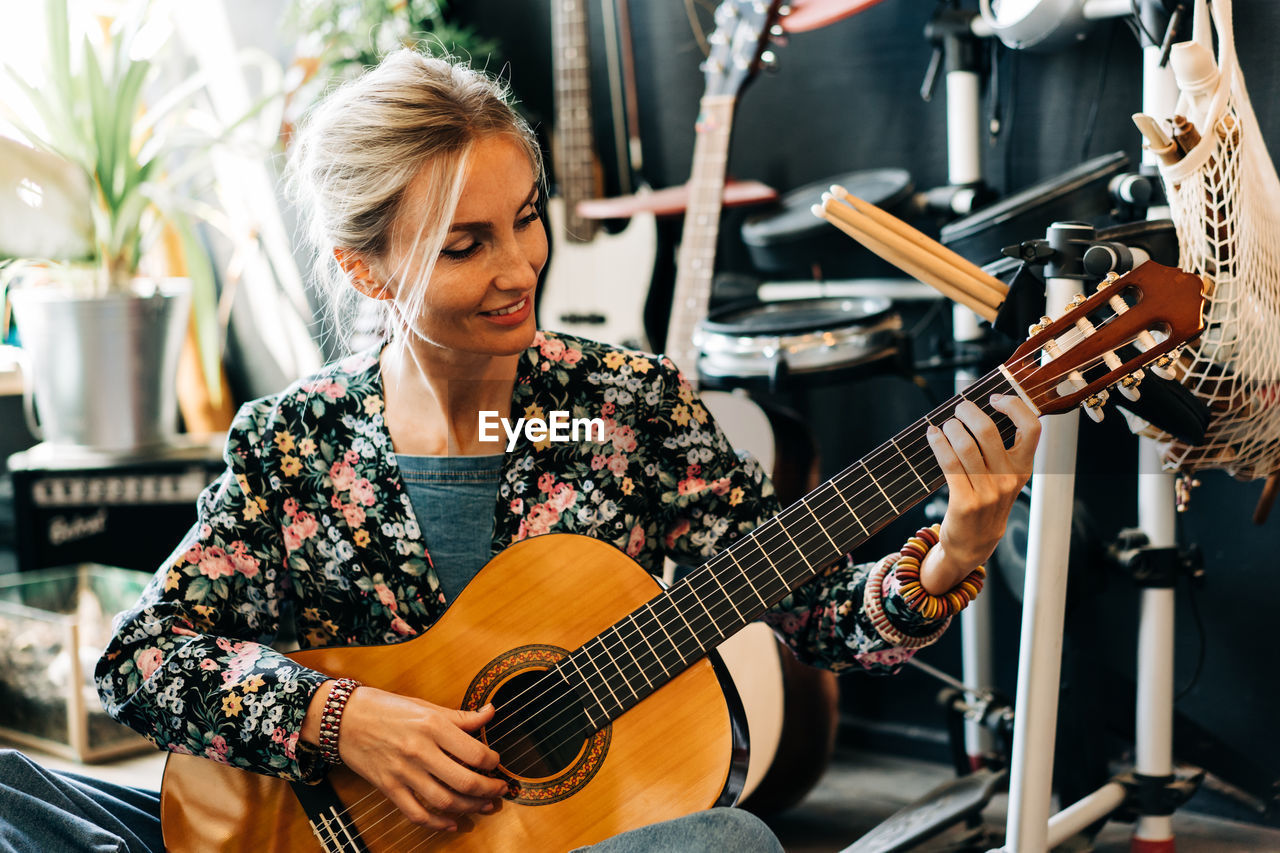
[44,0,74,118]
[83,35,115,208]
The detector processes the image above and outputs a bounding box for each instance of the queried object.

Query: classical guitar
[160,261,1206,851]
[536,0,657,348]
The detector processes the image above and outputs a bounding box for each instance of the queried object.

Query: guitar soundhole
[465,644,612,805]
[487,668,591,779]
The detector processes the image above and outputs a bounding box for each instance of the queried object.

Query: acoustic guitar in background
[659,0,838,814]
[537,0,656,349]
[160,261,1208,852]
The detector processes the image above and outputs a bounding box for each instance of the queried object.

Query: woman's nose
[493,232,544,290]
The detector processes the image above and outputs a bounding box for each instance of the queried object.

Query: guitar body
[160,534,744,852]
[538,196,658,348]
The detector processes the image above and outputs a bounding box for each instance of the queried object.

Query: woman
[6,50,1038,853]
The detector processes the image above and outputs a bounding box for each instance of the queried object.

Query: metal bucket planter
[8,279,192,453]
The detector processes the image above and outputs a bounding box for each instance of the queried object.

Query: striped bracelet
[862,554,951,649]
[318,678,360,767]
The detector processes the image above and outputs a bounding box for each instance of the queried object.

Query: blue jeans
[0,749,781,852]
[0,749,162,853]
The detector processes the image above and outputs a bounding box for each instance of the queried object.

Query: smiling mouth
[482,297,528,316]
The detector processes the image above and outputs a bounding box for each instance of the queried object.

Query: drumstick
[814,196,999,322]
[828,185,1008,304]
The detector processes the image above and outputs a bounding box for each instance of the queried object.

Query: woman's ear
[334,247,392,300]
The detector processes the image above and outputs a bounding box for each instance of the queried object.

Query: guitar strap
[288,779,372,853]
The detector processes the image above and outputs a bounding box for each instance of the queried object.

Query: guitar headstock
[702,0,787,97]
[1005,261,1206,421]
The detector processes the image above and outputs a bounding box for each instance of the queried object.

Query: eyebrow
[448,183,539,233]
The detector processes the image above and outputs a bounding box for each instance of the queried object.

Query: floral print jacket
[96,331,947,783]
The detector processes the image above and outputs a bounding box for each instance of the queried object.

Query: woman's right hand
[310,684,509,831]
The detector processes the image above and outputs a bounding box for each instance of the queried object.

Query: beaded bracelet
[894,524,987,621]
[318,678,361,767]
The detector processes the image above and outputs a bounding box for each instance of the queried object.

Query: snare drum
[694,296,902,391]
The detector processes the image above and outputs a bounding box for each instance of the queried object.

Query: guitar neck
[666,95,736,384]
[552,0,599,243]
[561,365,1020,729]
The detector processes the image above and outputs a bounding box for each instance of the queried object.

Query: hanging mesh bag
[1149,0,1280,481]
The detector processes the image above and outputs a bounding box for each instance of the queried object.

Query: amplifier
[6,439,226,574]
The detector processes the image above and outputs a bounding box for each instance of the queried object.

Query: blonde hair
[287,49,543,351]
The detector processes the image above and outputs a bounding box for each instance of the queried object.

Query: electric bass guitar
[160,261,1207,851]
[537,0,657,348]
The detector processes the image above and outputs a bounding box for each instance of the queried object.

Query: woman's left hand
[922,394,1041,594]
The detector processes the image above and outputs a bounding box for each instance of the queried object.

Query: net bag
[1151,0,1280,481]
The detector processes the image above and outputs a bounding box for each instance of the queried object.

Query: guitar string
[332,315,1155,841]
[330,312,1162,840]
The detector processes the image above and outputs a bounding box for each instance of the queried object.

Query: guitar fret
[648,597,690,665]
[727,550,769,610]
[863,459,898,513]
[774,517,813,571]
[892,437,929,489]
[801,495,840,552]
[831,479,869,536]
[678,580,722,641]
[748,532,789,588]
[621,613,658,689]
[668,588,713,654]
[564,654,607,728]
[596,629,639,701]
[639,599,684,667]
[709,570,745,622]
[582,639,626,713]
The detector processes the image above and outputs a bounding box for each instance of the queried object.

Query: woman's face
[382,134,546,358]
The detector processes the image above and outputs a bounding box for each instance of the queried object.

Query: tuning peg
[1028,314,1052,336]
[1116,370,1143,402]
[760,50,780,72]
[1083,390,1109,422]
[1067,292,1089,309]
[778,4,793,15]
[770,23,785,37]
[1149,353,1177,380]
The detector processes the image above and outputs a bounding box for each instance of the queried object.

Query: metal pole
[997,222,1093,853]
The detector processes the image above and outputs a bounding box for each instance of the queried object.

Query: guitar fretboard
[552,0,598,243]
[665,95,736,381]
[560,366,1020,729]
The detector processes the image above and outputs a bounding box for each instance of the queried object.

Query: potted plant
[0,0,273,453]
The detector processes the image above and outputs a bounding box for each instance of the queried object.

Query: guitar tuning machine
[1116,369,1144,402]
[760,50,780,72]
[1083,389,1110,422]
[1068,292,1089,309]
[1149,348,1181,381]
[1096,271,1121,291]
[1028,314,1052,336]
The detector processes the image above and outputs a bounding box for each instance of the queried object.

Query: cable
[1174,570,1207,702]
